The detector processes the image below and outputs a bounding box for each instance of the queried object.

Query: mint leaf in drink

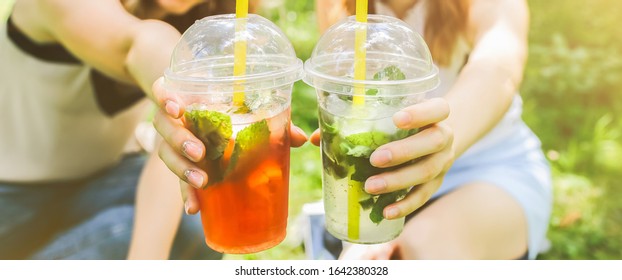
[344,128,418,181]
[323,137,349,179]
[184,110,232,160]
[349,156,384,182]
[365,65,406,96]
[236,119,270,151]
[341,144,374,158]
[336,131,391,181]
[373,65,406,81]
[342,131,391,158]
[225,119,270,175]
[365,88,379,96]
[359,196,375,210]
[319,112,338,144]
[319,111,349,179]
[322,127,349,179]
[370,189,408,224]
[183,109,234,187]
[345,131,390,148]
[322,151,349,179]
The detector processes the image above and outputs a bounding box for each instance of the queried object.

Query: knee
[395,216,478,260]
[394,216,438,259]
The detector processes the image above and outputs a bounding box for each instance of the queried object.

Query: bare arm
[35,0,181,100]
[309,0,529,220]
[315,0,528,156]
[127,141,183,259]
[446,0,529,157]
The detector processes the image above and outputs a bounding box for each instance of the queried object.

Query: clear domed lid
[304,15,439,96]
[165,14,303,93]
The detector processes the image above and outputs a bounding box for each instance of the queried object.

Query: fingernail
[184,169,204,188]
[184,200,190,215]
[385,207,400,219]
[182,141,203,162]
[393,111,411,128]
[370,149,392,166]
[165,100,180,117]
[365,177,386,194]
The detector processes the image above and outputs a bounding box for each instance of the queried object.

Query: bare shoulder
[12,0,167,83]
[12,0,129,44]
[11,0,55,43]
[466,0,529,44]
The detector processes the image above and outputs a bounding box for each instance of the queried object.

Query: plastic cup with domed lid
[164,14,303,254]
[303,14,439,244]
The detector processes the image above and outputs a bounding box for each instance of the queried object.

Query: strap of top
[6,16,80,64]
[5,16,145,116]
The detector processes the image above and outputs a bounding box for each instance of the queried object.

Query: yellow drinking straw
[233,0,249,106]
[353,0,368,106]
[347,0,369,241]
[347,179,363,240]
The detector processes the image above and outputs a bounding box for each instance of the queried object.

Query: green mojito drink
[317,66,420,243]
[304,15,440,243]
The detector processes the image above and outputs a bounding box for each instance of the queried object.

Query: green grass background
[2,0,620,260]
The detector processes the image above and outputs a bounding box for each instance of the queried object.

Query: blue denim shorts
[0,153,221,260]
